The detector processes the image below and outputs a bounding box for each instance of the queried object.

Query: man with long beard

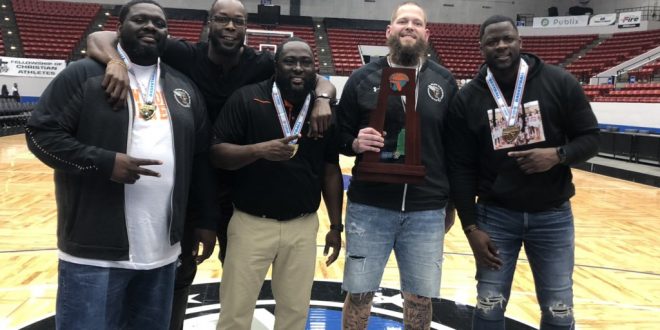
[336,2,458,329]
[25,1,214,328]
[86,1,336,328]
[210,37,343,330]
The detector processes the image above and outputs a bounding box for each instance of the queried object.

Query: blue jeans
[56,260,176,330]
[342,201,445,297]
[472,202,575,330]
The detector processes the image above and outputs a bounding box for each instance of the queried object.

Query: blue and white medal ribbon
[117,44,160,120]
[485,59,528,127]
[271,83,311,147]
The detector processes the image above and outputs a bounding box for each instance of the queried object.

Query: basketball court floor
[0,133,658,329]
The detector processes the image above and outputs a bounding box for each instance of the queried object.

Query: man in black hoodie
[446,15,599,330]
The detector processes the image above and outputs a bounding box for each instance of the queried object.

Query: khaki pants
[216,210,319,330]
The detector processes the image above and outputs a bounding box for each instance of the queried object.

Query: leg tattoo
[342,292,374,330]
[402,292,432,330]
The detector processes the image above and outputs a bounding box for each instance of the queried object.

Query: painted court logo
[21,280,534,329]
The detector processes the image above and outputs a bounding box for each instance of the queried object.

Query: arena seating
[13,0,100,59]
[326,28,383,76]
[521,35,597,65]
[0,98,33,130]
[103,16,204,43]
[626,59,660,82]
[0,28,4,56]
[567,29,660,81]
[586,82,660,102]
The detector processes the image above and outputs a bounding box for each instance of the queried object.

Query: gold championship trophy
[355,67,425,184]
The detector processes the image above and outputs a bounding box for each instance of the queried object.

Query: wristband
[330,224,344,232]
[464,224,479,235]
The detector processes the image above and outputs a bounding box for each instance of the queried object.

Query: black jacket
[446,53,599,228]
[26,58,215,261]
[337,57,457,211]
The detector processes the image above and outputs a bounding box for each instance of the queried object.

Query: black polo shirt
[213,79,339,220]
[163,39,274,122]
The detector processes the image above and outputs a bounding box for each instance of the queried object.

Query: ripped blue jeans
[473,202,575,330]
[341,200,445,298]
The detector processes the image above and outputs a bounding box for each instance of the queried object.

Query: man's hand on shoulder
[309,98,332,138]
[103,59,130,110]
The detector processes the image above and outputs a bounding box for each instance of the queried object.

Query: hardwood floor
[0,133,658,329]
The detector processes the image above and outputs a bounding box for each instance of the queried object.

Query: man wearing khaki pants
[210,38,343,330]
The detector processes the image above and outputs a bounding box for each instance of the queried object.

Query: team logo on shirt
[173,89,191,108]
[427,83,444,102]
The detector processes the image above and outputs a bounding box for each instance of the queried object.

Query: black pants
[169,186,232,330]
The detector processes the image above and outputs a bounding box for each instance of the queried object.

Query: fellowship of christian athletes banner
[0,56,66,78]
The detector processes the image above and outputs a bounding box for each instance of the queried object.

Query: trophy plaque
[355,67,426,184]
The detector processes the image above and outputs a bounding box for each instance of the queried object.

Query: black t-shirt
[162,39,274,122]
[213,79,339,220]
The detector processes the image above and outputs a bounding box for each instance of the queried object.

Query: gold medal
[290,144,299,158]
[140,104,156,120]
[502,126,520,144]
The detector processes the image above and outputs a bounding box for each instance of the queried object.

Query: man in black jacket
[336,2,457,329]
[85,2,337,327]
[446,15,599,330]
[26,1,214,328]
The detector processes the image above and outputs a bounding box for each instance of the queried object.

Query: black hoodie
[446,53,599,228]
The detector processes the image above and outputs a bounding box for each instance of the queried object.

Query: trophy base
[355,163,426,184]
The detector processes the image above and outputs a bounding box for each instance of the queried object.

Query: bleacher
[567,29,660,81]
[103,16,203,42]
[589,82,660,103]
[521,35,597,65]
[0,98,33,133]
[13,0,100,59]
[326,28,383,76]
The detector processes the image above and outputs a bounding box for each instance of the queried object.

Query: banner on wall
[532,15,589,28]
[618,11,642,28]
[589,13,617,26]
[0,56,66,78]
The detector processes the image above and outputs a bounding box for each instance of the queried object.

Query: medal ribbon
[485,59,528,127]
[271,83,311,144]
[117,44,160,107]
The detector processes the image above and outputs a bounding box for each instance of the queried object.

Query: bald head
[210,0,246,18]
[390,1,427,25]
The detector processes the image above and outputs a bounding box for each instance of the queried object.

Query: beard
[119,34,165,65]
[275,73,316,103]
[387,34,428,66]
